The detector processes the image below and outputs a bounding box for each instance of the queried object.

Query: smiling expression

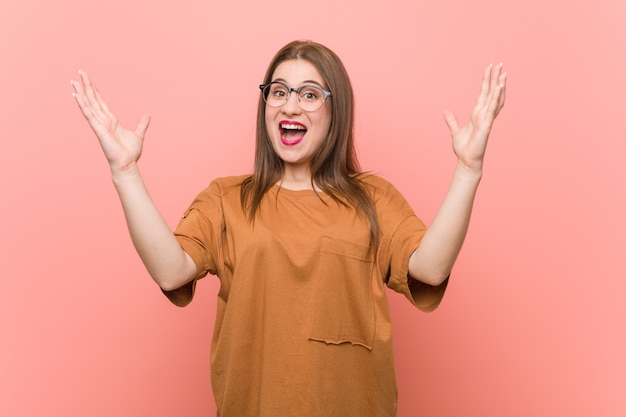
[264,59,332,181]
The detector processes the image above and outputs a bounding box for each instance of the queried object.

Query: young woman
[72,40,506,416]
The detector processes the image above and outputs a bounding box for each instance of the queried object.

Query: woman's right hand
[71,70,151,173]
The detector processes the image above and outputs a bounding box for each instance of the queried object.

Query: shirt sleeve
[162,181,225,306]
[373,178,448,312]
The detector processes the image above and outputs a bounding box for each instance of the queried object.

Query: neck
[279,165,315,190]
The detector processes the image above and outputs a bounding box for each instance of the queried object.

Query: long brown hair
[241,40,379,247]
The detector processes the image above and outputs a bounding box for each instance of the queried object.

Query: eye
[300,87,320,102]
[273,89,287,98]
[270,84,288,98]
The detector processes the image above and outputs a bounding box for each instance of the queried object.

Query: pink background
[1,0,625,416]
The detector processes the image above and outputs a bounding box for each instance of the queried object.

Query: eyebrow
[272,78,326,88]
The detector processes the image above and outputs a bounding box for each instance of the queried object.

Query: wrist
[454,161,483,182]
[111,162,142,186]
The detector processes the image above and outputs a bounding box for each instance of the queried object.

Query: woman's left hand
[444,63,507,172]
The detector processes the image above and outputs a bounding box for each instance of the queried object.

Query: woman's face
[264,59,332,180]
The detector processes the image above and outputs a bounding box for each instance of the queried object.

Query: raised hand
[71,71,198,291]
[71,70,151,173]
[443,63,507,172]
[408,64,507,286]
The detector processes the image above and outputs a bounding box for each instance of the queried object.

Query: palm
[444,64,507,171]
[72,71,150,172]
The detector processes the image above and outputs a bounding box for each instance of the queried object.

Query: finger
[135,114,151,138]
[476,64,492,109]
[497,72,507,110]
[78,70,95,102]
[78,70,119,129]
[92,85,111,114]
[488,64,502,94]
[490,62,503,94]
[486,83,504,120]
[79,70,107,115]
[481,63,505,117]
[72,91,116,142]
[72,75,115,135]
[70,78,83,95]
[443,109,460,135]
[71,78,99,120]
[72,85,96,119]
[487,72,507,118]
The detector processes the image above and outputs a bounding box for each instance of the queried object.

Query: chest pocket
[309,236,375,350]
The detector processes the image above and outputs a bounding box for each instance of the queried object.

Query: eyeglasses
[259,81,331,112]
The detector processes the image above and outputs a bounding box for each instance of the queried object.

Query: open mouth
[280,122,307,145]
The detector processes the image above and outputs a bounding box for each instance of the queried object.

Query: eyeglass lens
[263,82,327,112]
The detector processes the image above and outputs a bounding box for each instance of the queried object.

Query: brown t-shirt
[165,174,447,417]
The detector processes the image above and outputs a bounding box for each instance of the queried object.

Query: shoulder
[197,175,250,197]
[210,174,250,189]
[185,175,250,209]
[358,173,395,191]
[357,173,405,202]
[358,173,416,218]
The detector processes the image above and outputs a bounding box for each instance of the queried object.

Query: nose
[281,90,302,114]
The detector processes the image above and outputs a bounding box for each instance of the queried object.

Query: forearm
[112,165,197,291]
[408,63,505,285]
[408,162,482,285]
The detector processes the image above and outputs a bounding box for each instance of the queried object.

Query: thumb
[135,114,151,138]
[443,109,459,135]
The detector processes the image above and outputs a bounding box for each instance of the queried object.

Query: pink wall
[1,0,625,416]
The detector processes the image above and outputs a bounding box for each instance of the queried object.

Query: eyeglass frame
[259,81,332,112]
